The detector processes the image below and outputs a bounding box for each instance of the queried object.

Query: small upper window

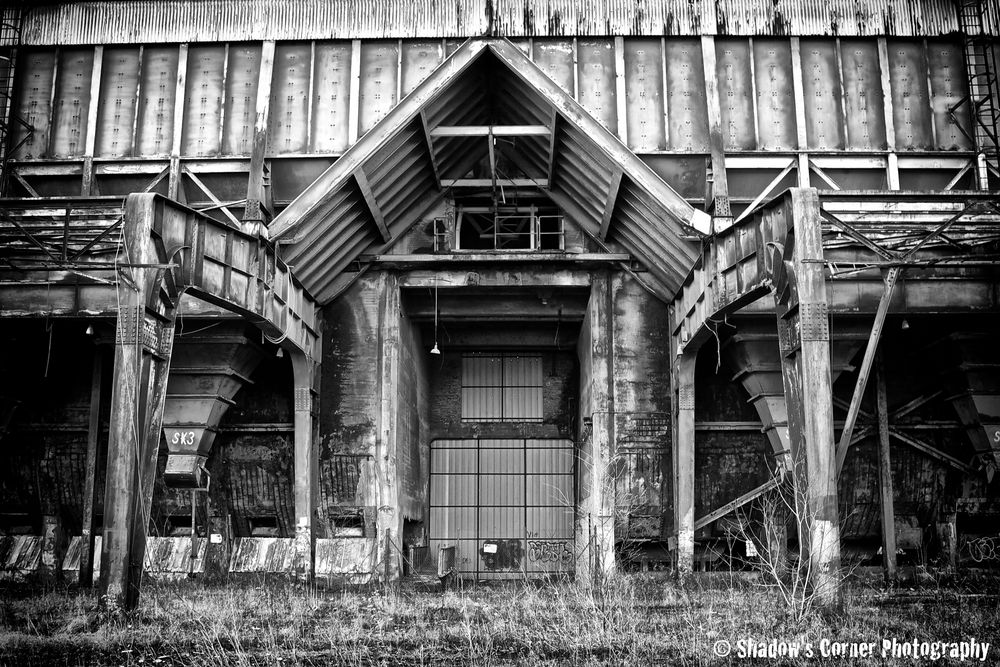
[461,353,543,422]
[456,206,563,251]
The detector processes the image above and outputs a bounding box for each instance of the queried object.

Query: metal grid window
[461,353,543,422]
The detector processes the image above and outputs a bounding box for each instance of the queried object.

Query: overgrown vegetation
[1,573,998,665]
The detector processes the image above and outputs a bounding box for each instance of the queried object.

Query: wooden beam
[99,196,176,613]
[694,476,783,531]
[183,168,243,228]
[353,168,391,242]
[79,348,103,587]
[701,35,731,225]
[733,159,795,223]
[779,189,841,605]
[613,36,628,146]
[546,108,559,186]
[442,178,546,188]
[888,428,974,473]
[599,168,623,240]
[789,38,810,188]
[418,110,442,189]
[81,46,104,196]
[245,40,275,226]
[877,39,900,190]
[429,125,550,137]
[836,267,901,474]
[875,355,897,581]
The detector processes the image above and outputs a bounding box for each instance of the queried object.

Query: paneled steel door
[429,438,575,579]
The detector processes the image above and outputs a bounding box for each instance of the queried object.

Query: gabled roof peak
[273,38,707,303]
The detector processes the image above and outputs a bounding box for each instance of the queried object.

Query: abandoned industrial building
[0,0,998,609]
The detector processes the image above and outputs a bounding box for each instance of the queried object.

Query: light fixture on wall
[276,347,284,358]
[430,277,441,355]
[85,325,95,336]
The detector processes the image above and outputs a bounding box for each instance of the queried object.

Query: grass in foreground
[1,572,998,665]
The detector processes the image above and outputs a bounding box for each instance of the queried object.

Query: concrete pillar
[674,352,696,576]
[291,351,318,581]
[576,271,615,583]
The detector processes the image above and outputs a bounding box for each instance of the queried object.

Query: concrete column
[576,271,615,583]
[674,352,696,576]
[291,351,318,581]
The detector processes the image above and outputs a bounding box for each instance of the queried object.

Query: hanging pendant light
[430,277,441,354]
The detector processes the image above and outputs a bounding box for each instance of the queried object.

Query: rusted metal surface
[62,534,103,577]
[143,536,207,575]
[229,536,295,572]
[16,1,985,44]
[0,535,43,576]
[314,537,376,583]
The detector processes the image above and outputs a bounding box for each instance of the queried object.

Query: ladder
[0,2,30,196]
[951,0,1000,190]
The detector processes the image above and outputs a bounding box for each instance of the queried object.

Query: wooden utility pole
[775,189,842,605]
[79,348,103,586]
[876,354,897,581]
[99,196,176,612]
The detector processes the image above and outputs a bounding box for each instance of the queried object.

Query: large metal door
[429,438,575,579]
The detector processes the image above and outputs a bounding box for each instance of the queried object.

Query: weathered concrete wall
[396,305,429,523]
[610,274,673,541]
[319,274,382,535]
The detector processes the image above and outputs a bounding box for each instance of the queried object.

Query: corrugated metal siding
[429,438,574,579]
[17,0,982,45]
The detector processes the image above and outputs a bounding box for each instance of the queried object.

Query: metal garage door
[429,438,575,579]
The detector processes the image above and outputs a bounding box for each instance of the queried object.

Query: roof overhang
[271,38,709,303]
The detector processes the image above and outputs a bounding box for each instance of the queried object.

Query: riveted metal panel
[839,40,886,150]
[715,39,756,149]
[532,39,574,96]
[222,44,262,156]
[49,48,94,158]
[623,39,666,152]
[310,42,352,153]
[181,45,225,156]
[576,40,617,133]
[12,50,56,159]
[95,47,140,157]
[800,40,845,150]
[358,41,399,135]
[926,41,973,151]
[887,40,933,150]
[664,39,709,151]
[400,40,444,97]
[269,42,311,154]
[135,46,179,157]
[753,39,797,150]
